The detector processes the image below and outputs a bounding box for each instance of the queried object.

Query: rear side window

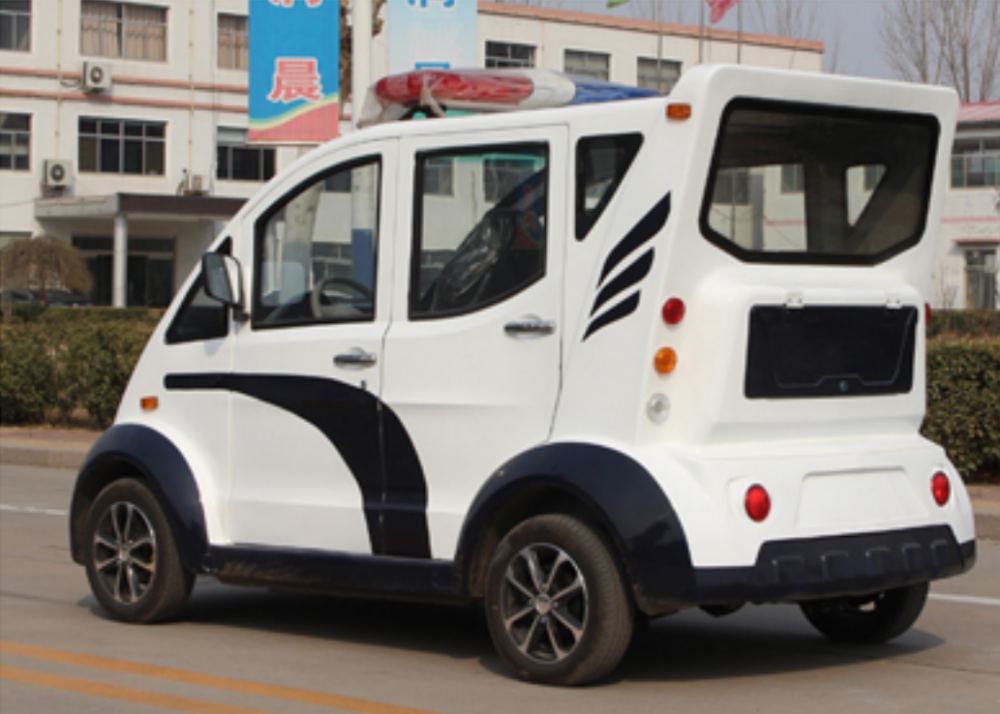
[575,133,642,240]
[411,143,547,319]
[701,99,939,264]
[166,238,231,344]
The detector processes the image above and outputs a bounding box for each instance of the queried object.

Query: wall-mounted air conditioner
[82,62,112,92]
[43,159,74,189]
[184,173,209,196]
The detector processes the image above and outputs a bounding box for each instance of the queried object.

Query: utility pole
[351,0,372,131]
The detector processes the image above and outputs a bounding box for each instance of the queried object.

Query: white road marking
[0,504,68,517]
[930,593,1000,608]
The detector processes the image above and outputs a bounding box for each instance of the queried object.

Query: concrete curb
[1,434,997,541]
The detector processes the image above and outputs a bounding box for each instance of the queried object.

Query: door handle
[334,350,378,368]
[504,319,556,337]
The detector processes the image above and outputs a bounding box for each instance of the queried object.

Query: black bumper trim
[681,526,975,609]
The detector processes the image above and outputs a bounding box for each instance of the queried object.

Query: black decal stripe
[590,248,654,317]
[583,292,641,341]
[165,373,431,559]
[598,192,671,285]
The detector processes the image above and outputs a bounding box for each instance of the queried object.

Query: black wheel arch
[454,442,695,616]
[69,423,210,574]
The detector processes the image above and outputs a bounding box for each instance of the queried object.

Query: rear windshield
[700,99,939,265]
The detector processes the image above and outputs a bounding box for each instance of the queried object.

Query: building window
[218,13,247,70]
[780,164,804,194]
[564,50,609,81]
[80,1,167,61]
[485,41,535,68]
[79,117,165,175]
[423,156,453,196]
[636,57,680,94]
[951,136,1000,188]
[217,127,274,182]
[0,0,31,51]
[965,248,998,309]
[0,112,29,170]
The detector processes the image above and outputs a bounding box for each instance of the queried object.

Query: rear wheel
[799,583,929,644]
[485,514,633,685]
[83,478,194,624]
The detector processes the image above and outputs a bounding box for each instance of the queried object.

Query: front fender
[455,442,695,615]
[69,423,210,574]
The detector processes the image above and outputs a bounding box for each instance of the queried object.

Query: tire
[485,514,633,686]
[799,583,929,644]
[83,478,194,624]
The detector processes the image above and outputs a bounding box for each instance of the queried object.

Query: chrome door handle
[504,319,556,337]
[334,350,377,368]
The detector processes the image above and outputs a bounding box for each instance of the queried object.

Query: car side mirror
[202,253,247,320]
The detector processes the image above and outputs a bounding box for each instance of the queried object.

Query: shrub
[922,338,1000,481]
[928,310,1000,340]
[0,325,57,424]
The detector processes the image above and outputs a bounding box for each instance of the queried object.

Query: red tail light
[925,303,932,326]
[932,472,950,506]
[662,298,685,325]
[745,485,771,522]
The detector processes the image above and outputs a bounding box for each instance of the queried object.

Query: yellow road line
[0,641,443,714]
[0,664,280,714]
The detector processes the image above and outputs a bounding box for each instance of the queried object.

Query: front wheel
[83,478,194,624]
[485,514,633,686]
[799,583,929,644]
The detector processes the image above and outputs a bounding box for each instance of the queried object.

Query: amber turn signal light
[140,396,159,411]
[654,348,678,374]
[667,103,692,120]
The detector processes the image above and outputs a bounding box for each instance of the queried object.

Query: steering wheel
[310,276,374,319]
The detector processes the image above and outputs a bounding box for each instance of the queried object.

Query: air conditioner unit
[184,173,209,196]
[43,159,74,189]
[82,62,112,92]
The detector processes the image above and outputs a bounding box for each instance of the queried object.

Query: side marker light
[662,298,685,325]
[667,103,692,120]
[140,397,159,412]
[647,393,671,424]
[654,348,678,374]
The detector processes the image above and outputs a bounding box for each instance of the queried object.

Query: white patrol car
[70,66,977,686]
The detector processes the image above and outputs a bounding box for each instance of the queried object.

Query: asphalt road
[2,464,998,714]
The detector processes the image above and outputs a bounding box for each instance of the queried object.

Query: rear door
[382,126,569,558]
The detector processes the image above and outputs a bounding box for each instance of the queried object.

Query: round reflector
[925,303,932,326]
[745,485,771,522]
[932,472,950,506]
[662,298,685,325]
[654,348,678,374]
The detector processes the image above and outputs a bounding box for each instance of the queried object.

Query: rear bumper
[697,525,976,605]
[640,526,975,615]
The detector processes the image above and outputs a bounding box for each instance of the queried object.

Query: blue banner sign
[387,0,478,74]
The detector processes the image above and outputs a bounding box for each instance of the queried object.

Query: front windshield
[701,99,939,264]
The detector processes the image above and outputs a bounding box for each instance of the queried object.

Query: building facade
[1,0,825,307]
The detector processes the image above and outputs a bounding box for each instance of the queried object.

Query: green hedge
[0,309,159,428]
[922,338,1000,481]
[928,309,1000,340]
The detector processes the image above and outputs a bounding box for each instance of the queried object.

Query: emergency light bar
[358,68,660,127]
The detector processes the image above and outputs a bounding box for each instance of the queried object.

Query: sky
[573,0,894,80]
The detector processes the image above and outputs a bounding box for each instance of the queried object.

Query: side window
[411,144,547,319]
[165,238,231,344]
[253,157,380,327]
[575,133,642,240]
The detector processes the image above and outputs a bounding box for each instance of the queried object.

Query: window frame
[80,0,167,62]
[485,40,535,68]
[0,112,30,171]
[217,12,248,70]
[699,98,940,266]
[251,154,383,331]
[0,0,31,52]
[409,141,549,321]
[78,116,165,175]
[636,57,680,95]
[564,49,610,81]
[575,132,643,241]
[216,126,275,182]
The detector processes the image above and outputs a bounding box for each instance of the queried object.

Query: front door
[382,127,568,559]
[227,143,396,555]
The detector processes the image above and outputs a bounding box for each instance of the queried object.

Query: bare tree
[879,0,1000,102]
[747,0,821,41]
[0,236,92,307]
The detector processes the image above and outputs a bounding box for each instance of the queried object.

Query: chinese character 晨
[268,58,323,103]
